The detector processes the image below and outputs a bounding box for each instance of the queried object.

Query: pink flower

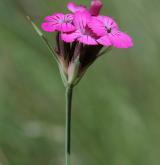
[61,11,98,45]
[88,16,133,48]
[41,13,75,32]
[39,0,134,87]
[67,0,102,16]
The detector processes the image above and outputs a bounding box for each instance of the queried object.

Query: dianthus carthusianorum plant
[27,0,133,164]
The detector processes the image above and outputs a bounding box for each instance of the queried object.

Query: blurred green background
[0,0,160,165]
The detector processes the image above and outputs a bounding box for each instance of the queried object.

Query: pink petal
[65,14,74,21]
[61,31,81,43]
[97,16,119,30]
[44,13,64,21]
[78,35,98,45]
[56,23,75,33]
[97,35,112,46]
[42,13,75,33]
[42,13,64,32]
[88,17,106,36]
[67,2,87,13]
[89,0,103,16]
[109,31,133,48]
[41,22,56,32]
[59,14,75,32]
[74,11,91,30]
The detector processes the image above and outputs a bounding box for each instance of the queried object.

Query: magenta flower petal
[44,14,61,21]
[56,23,75,33]
[88,17,106,36]
[78,35,98,45]
[41,13,75,33]
[98,16,119,30]
[67,2,87,13]
[61,31,81,43]
[88,16,119,37]
[73,11,91,30]
[41,22,56,32]
[97,35,112,46]
[72,11,98,45]
[89,0,103,16]
[109,31,133,48]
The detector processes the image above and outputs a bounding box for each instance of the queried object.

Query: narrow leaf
[26,16,59,63]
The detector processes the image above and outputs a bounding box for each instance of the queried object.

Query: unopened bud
[89,0,103,16]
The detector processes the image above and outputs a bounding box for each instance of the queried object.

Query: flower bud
[89,0,103,16]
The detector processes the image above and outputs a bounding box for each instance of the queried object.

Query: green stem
[65,86,73,165]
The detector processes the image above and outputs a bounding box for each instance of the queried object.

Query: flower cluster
[42,0,133,48]
[41,0,133,86]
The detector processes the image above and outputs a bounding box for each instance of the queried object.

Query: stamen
[107,28,112,33]
[106,27,112,33]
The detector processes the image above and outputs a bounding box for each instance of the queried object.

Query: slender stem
[65,86,73,165]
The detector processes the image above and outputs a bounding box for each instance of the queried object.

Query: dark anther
[107,28,112,33]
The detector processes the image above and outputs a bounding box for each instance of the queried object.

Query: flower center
[64,15,73,23]
[105,27,112,33]
[83,26,95,36]
[64,19,71,23]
